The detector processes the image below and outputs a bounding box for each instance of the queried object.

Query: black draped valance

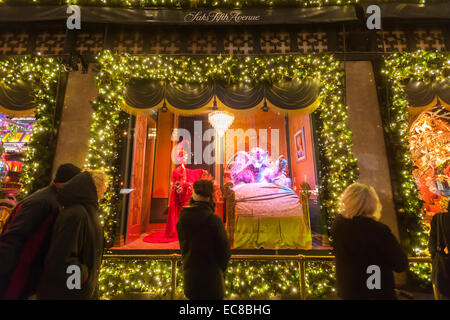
[405,80,450,116]
[0,80,36,116]
[123,78,320,115]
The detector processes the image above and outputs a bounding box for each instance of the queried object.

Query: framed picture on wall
[294,127,306,162]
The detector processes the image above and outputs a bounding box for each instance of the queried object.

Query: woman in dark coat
[177,179,231,300]
[331,183,408,300]
[37,170,107,300]
[428,203,450,299]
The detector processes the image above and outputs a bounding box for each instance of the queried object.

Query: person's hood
[188,198,216,213]
[57,171,98,209]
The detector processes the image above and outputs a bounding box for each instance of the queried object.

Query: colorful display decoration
[0,116,34,151]
[0,114,36,195]
[228,148,291,188]
[0,156,8,181]
[409,106,450,220]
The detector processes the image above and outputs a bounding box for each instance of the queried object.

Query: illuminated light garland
[99,260,173,299]
[90,51,357,299]
[0,56,60,197]
[99,259,336,299]
[0,0,440,8]
[382,50,450,287]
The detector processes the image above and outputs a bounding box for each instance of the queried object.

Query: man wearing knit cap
[177,179,231,300]
[0,163,81,299]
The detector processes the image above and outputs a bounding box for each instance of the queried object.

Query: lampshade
[208,110,234,136]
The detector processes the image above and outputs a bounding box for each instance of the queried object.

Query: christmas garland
[0,56,60,197]
[99,259,336,299]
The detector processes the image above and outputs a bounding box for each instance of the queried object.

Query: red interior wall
[288,113,317,195]
[127,115,147,242]
[225,110,287,162]
[152,111,173,198]
[141,117,157,233]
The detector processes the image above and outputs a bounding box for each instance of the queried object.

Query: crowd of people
[0,165,448,300]
[0,164,107,299]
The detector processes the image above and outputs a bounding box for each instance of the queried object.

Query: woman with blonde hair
[331,183,408,300]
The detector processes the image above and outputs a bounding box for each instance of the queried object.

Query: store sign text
[184,11,261,23]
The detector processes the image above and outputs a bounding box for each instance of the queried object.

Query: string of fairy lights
[382,51,450,286]
[88,51,357,298]
[0,56,60,198]
[99,259,336,299]
[0,0,440,9]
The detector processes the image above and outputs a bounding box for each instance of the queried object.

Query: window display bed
[233,182,312,249]
[225,148,312,249]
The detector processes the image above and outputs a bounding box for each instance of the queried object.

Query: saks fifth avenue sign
[184,11,262,23]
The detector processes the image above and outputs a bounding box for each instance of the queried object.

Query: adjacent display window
[0,114,35,231]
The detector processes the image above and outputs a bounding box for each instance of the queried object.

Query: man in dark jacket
[428,203,450,299]
[177,179,231,300]
[0,163,81,299]
[36,170,106,300]
[429,203,450,259]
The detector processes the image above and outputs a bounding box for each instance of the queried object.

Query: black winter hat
[54,163,82,183]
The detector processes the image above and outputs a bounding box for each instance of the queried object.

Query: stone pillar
[345,61,400,239]
[346,61,407,286]
[52,69,96,174]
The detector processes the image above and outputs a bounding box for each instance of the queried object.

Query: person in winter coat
[0,163,81,300]
[177,179,231,300]
[36,170,108,300]
[331,183,408,300]
[428,202,450,299]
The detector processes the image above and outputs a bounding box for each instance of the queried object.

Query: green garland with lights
[0,0,442,9]
[0,56,60,197]
[85,63,129,248]
[88,51,358,247]
[99,260,173,299]
[382,51,450,286]
[99,259,336,299]
[89,51,357,298]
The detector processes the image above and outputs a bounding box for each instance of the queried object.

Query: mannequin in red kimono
[144,147,203,243]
